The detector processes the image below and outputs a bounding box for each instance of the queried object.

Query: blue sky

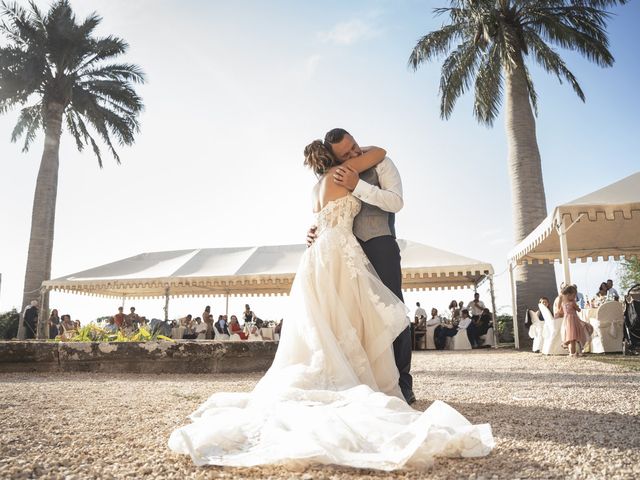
[0,0,638,321]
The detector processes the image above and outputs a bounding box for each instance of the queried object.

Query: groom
[308,128,415,405]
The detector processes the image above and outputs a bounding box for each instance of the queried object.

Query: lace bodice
[316,195,361,236]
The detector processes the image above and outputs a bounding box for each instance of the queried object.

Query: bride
[168,142,494,471]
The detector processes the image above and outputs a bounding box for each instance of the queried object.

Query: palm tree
[0,1,145,338]
[408,0,625,347]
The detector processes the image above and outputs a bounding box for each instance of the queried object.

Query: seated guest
[595,282,609,306]
[247,324,262,341]
[126,307,139,329]
[527,297,551,329]
[229,315,247,340]
[192,317,207,339]
[435,309,478,349]
[104,317,118,334]
[475,308,493,342]
[215,315,229,335]
[60,314,76,339]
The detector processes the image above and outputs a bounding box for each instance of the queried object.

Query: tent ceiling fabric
[43,240,494,299]
[508,172,640,265]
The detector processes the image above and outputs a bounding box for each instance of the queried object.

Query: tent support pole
[163,287,170,321]
[225,292,229,317]
[509,263,519,349]
[121,294,126,309]
[488,275,499,348]
[36,286,48,340]
[558,218,572,286]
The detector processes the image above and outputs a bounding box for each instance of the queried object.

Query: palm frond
[473,43,503,126]
[11,103,42,151]
[408,23,467,69]
[524,28,585,101]
[439,40,482,119]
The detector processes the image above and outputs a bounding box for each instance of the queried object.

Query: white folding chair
[261,328,274,341]
[425,325,438,350]
[447,329,472,350]
[479,326,496,347]
[539,304,566,355]
[528,309,545,353]
[590,301,624,353]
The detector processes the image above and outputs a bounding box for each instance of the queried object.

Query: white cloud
[318,19,379,46]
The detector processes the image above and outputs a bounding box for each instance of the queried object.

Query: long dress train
[168,194,494,470]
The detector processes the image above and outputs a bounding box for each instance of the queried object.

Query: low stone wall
[0,341,278,374]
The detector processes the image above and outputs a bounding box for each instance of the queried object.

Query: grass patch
[584,353,640,372]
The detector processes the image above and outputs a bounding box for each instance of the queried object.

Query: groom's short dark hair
[324,128,350,146]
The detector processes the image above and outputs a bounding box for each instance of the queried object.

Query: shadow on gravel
[433,401,640,450]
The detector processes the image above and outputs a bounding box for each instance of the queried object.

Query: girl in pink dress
[558,285,592,357]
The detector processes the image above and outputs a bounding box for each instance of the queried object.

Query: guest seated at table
[215,315,230,335]
[229,315,247,340]
[247,324,263,341]
[533,297,551,324]
[595,282,609,306]
[104,316,118,334]
[179,314,192,327]
[435,309,478,349]
[60,314,77,339]
[192,317,207,338]
[475,308,493,336]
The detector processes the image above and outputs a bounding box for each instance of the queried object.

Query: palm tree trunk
[20,102,64,340]
[504,61,557,349]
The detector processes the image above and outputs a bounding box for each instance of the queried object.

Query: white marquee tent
[507,171,640,347]
[42,239,496,319]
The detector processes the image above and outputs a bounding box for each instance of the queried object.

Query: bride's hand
[306,225,317,247]
[333,165,359,191]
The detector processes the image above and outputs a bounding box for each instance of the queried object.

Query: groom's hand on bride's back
[333,164,359,191]
[306,225,317,247]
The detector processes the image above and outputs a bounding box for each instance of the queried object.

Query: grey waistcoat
[353,167,396,242]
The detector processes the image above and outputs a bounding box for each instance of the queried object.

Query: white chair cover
[447,329,472,350]
[425,325,438,350]
[528,309,545,353]
[590,301,624,353]
[479,327,495,347]
[539,304,566,355]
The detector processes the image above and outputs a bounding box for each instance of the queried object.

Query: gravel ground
[1,350,639,480]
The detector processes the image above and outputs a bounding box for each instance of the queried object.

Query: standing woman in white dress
[168,141,494,471]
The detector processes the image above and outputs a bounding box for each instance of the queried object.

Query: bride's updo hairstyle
[304,140,337,176]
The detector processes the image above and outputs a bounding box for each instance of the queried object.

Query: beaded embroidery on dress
[168,194,494,470]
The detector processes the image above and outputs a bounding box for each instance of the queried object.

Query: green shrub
[496,314,514,343]
[0,309,20,339]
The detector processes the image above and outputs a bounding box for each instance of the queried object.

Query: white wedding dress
[168,194,494,470]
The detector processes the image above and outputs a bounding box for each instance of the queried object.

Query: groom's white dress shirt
[351,157,403,213]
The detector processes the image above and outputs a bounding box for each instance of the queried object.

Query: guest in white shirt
[426,308,442,327]
[466,293,486,320]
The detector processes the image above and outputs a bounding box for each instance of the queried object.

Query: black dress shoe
[405,393,417,405]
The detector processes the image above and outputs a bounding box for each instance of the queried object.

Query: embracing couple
[168,129,494,471]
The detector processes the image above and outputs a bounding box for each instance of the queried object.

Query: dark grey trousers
[359,235,414,401]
